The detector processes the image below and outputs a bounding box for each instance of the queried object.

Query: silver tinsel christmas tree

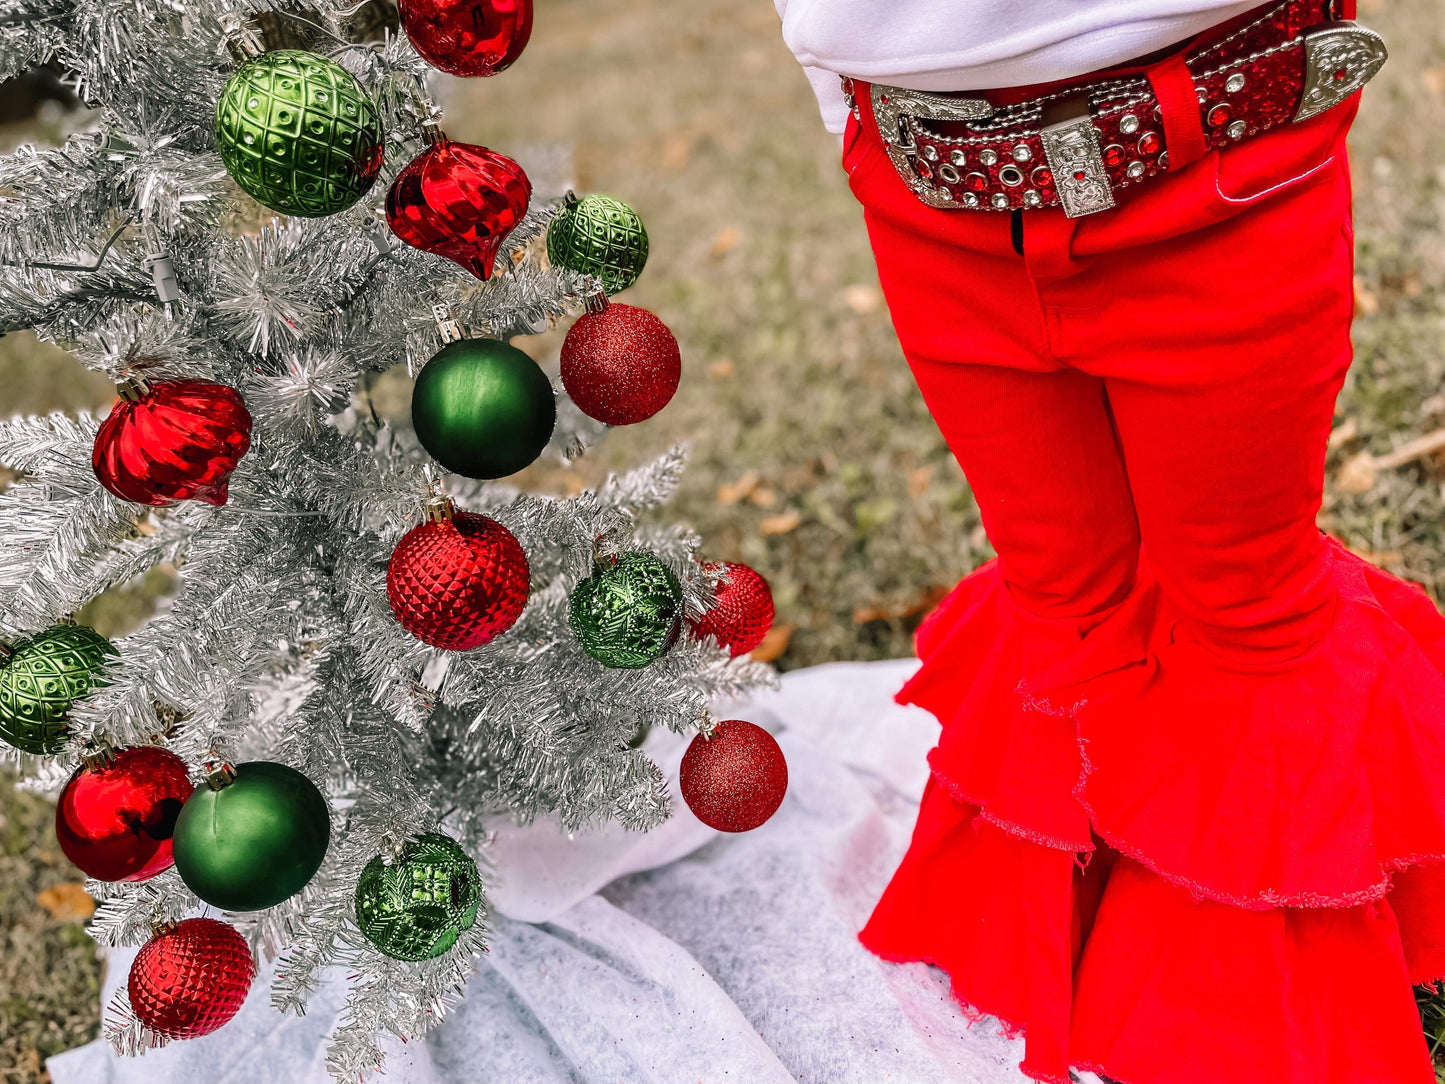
[0,0,772,1075]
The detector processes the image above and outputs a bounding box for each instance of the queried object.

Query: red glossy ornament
[129,918,253,1039]
[387,509,530,650]
[680,719,788,833]
[689,562,775,658]
[386,137,531,281]
[559,302,681,425]
[398,0,533,78]
[56,747,193,882]
[92,378,252,507]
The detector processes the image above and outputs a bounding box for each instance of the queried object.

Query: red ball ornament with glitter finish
[387,501,530,651]
[398,0,532,78]
[386,129,531,281]
[92,376,252,507]
[560,298,681,426]
[128,918,254,1040]
[690,562,775,658]
[680,719,788,833]
[56,746,194,882]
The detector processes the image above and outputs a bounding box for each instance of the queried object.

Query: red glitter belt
[845,0,1386,218]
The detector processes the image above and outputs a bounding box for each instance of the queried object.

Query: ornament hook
[219,11,264,62]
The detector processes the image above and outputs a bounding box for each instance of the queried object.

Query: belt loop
[1146,53,1208,171]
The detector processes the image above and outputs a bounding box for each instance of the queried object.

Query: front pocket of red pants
[1211,96,1358,208]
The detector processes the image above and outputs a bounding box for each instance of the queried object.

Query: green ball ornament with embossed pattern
[355,833,482,962]
[215,50,383,218]
[546,194,650,295]
[569,552,683,669]
[0,625,116,755]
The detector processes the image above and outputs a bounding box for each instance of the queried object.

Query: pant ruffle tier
[860,536,1445,1084]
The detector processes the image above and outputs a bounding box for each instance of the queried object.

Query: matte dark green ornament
[569,552,683,669]
[215,49,383,218]
[411,338,557,479]
[173,761,330,911]
[355,833,482,961]
[546,193,650,295]
[0,625,115,755]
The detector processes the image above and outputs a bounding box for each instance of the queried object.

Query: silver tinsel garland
[0,0,774,1076]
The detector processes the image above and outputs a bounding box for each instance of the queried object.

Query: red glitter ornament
[398,0,532,78]
[56,747,193,882]
[128,918,254,1039]
[387,508,530,651]
[560,301,681,426]
[92,378,252,507]
[680,719,788,833]
[690,562,774,658]
[386,136,530,280]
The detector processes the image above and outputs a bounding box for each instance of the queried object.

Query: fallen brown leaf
[37,882,95,922]
[750,623,795,663]
[1354,275,1379,316]
[841,284,882,314]
[1336,452,1377,494]
[759,510,802,535]
[1424,67,1445,96]
[748,486,778,508]
[661,131,693,171]
[907,465,935,501]
[708,359,736,379]
[717,470,759,505]
[852,584,949,625]
[710,226,743,256]
[1327,417,1357,450]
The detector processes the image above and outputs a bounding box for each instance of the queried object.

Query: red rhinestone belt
[847,0,1386,218]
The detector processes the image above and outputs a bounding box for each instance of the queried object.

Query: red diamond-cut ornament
[689,562,775,658]
[128,918,253,1039]
[387,511,531,650]
[386,139,531,280]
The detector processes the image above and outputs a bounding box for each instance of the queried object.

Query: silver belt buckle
[870,83,994,209]
[1294,21,1388,122]
[1040,103,1114,219]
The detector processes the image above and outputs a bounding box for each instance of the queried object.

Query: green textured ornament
[355,833,482,962]
[411,338,557,480]
[569,552,683,669]
[0,625,115,755]
[546,193,650,295]
[173,761,330,911]
[215,50,383,218]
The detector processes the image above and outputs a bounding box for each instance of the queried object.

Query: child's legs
[908,359,1141,622]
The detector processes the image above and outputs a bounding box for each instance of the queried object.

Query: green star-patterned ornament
[215,49,383,218]
[569,552,683,669]
[546,193,650,295]
[355,833,482,962]
[0,625,116,755]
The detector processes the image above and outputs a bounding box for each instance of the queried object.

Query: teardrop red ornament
[386,139,531,280]
[92,379,252,507]
[398,0,533,78]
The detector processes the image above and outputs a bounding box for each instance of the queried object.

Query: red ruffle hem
[860,539,1445,1084]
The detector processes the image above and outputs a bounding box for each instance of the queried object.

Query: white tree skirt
[48,660,1043,1084]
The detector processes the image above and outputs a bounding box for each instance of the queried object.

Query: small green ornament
[215,49,383,218]
[546,193,650,295]
[0,625,115,755]
[569,552,683,669]
[411,338,557,479]
[355,833,482,962]
[173,761,331,911]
